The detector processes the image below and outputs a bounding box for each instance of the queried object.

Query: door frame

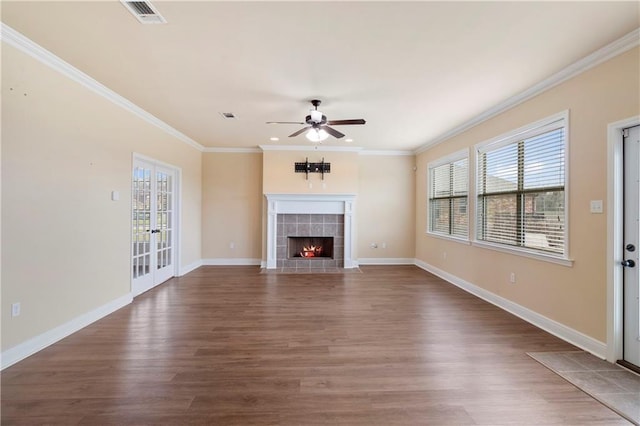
[607,115,640,362]
[131,153,182,294]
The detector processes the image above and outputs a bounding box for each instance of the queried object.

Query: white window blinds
[429,156,468,238]
[476,119,566,256]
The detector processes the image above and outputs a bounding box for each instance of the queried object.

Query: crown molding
[259,144,364,152]
[359,150,414,156]
[203,147,262,153]
[5,20,636,157]
[204,146,414,155]
[415,27,640,155]
[1,23,205,152]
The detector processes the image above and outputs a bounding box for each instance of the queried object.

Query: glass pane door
[132,162,153,293]
[132,159,176,295]
[154,167,175,284]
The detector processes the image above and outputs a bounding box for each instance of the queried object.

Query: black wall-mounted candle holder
[294,157,331,180]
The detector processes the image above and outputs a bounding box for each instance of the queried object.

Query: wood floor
[1,266,630,425]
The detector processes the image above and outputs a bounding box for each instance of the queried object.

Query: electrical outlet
[11,302,21,317]
[381,242,387,249]
[590,200,603,214]
[229,242,235,249]
[510,272,516,284]
[443,252,447,259]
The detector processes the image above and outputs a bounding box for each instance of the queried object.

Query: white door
[623,125,640,368]
[132,159,177,296]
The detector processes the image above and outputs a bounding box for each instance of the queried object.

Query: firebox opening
[287,236,334,259]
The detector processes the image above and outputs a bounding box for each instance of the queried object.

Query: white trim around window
[427,148,470,242]
[473,110,572,265]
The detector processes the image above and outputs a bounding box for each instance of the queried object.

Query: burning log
[300,245,323,258]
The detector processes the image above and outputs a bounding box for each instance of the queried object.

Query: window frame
[473,110,572,266]
[427,148,470,242]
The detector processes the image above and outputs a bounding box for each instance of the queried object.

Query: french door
[622,124,640,369]
[131,158,177,296]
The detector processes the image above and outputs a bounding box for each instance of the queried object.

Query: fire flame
[300,245,322,258]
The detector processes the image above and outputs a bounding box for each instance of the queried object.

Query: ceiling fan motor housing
[307,111,327,124]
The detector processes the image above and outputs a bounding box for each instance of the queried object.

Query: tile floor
[528,351,640,425]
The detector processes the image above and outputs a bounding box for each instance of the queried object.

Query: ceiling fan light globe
[310,110,323,123]
[306,128,329,142]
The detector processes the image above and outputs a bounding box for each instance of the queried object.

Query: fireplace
[264,194,356,269]
[288,236,334,259]
[278,214,343,267]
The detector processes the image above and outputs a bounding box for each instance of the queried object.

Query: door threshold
[616,359,640,375]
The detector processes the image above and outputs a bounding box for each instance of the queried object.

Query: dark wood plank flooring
[1,266,629,425]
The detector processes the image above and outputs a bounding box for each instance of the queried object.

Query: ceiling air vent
[121,1,167,24]
[219,112,238,120]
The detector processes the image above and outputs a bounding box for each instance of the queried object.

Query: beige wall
[358,155,416,259]
[201,152,263,260]
[416,47,640,343]
[1,45,202,351]
[262,150,359,194]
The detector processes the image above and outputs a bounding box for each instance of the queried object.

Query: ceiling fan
[267,99,366,142]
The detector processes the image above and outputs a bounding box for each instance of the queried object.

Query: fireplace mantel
[264,194,356,269]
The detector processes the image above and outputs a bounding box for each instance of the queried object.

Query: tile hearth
[261,266,362,274]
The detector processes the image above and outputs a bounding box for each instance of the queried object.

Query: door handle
[150,229,161,234]
[621,259,636,268]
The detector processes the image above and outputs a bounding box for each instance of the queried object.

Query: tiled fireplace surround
[265,194,356,269]
[277,214,344,268]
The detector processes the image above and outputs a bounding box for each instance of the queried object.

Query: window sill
[471,240,574,267]
[426,232,471,245]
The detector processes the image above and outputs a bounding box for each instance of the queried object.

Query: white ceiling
[2,1,639,152]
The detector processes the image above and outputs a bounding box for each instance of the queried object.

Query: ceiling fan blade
[288,126,311,137]
[266,121,305,125]
[322,126,345,139]
[327,119,366,126]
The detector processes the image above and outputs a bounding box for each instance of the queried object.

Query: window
[428,152,468,239]
[476,113,567,258]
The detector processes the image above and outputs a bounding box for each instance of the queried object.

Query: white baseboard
[202,258,262,266]
[179,259,203,276]
[358,257,415,265]
[414,259,607,359]
[1,293,133,370]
